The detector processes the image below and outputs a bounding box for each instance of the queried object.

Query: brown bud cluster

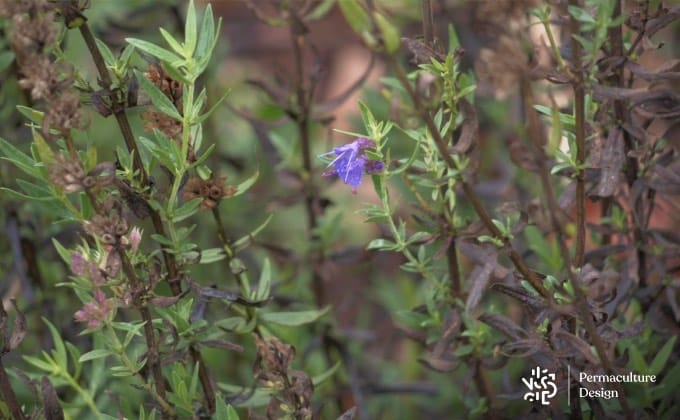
[182,176,236,210]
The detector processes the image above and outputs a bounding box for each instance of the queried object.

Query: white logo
[522,366,557,405]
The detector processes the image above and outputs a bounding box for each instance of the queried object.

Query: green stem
[62,372,102,420]
[104,324,176,416]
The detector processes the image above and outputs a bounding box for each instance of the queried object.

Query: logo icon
[522,366,557,405]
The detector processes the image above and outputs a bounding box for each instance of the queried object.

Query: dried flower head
[16,54,61,100]
[255,336,296,380]
[83,198,129,244]
[48,155,114,193]
[48,153,86,193]
[476,36,531,99]
[10,11,58,52]
[42,90,82,135]
[182,176,236,210]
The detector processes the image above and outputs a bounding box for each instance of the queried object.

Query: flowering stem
[388,55,550,298]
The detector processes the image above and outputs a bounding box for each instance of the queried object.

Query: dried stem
[0,358,26,420]
[421,0,435,46]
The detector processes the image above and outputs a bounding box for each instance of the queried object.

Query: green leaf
[109,365,136,377]
[32,130,55,165]
[260,306,331,327]
[184,0,198,57]
[311,361,341,387]
[94,38,115,66]
[568,5,596,24]
[232,170,259,197]
[253,258,271,301]
[231,214,273,253]
[628,343,648,372]
[0,50,15,72]
[51,238,72,266]
[126,38,182,64]
[173,198,202,222]
[0,136,41,178]
[374,12,400,53]
[22,355,55,373]
[17,178,53,199]
[16,105,44,125]
[366,238,398,251]
[0,187,54,202]
[159,28,185,56]
[216,383,269,407]
[358,101,376,135]
[43,318,68,371]
[134,70,182,121]
[190,144,217,169]
[453,344,474,356]
[196,3,215,61]
[199,247,227,264]
[79,349,112,362]
[214,398,240,420]
[332,128,368,139]
[138,136,175,172]
[214,316,257,334]
[338,0,371,34]
[447,24,460,53]
[195,89,231,125]
[649,336,677,376]
[306,0,336,20]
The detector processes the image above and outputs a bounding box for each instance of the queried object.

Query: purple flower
[322,138,384,193]
[70,252,86,276]
[74,289,115,330]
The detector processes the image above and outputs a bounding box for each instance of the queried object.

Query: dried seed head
[182,176,236,210]
[83,202,130,245]
[43,90,82,136]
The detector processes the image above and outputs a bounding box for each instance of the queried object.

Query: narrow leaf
[135,70,182,120]
[260,306,331,327]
